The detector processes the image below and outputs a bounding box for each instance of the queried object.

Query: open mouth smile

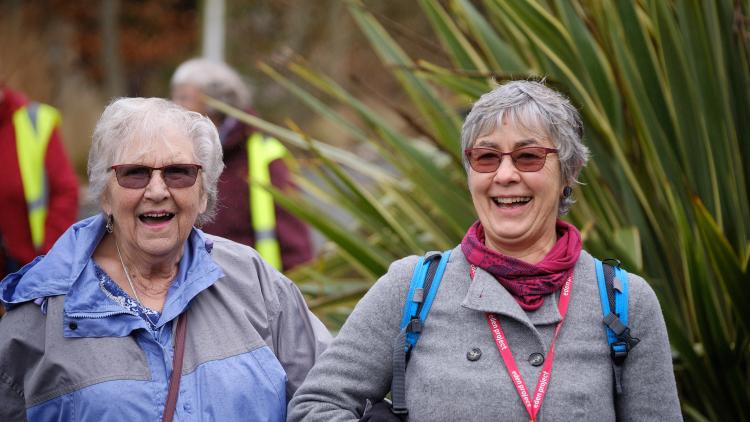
[492,196,531,207]
[138,212,175,223]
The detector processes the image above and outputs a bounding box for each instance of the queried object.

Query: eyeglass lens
[465,147,557,173]
[111,164,201,189]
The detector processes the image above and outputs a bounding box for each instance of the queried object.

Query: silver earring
[106,214,114,233]
[562,186,573,198]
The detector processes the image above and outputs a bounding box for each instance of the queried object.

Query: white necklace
[114,240,143,304]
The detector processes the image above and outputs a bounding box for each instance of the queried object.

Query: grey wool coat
[288,247,682,421]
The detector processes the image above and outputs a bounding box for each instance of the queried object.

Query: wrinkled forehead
[473,107,553,146]
[112,121,195,164]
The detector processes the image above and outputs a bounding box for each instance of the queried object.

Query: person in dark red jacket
[0,86,79,281]
[170,58,313,271]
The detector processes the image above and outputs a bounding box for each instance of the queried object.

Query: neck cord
[114,239,143,304]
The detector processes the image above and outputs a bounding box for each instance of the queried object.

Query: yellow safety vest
[247,132,287,270]
[12,102,60,252]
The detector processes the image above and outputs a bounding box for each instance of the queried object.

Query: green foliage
[213,0,750,419]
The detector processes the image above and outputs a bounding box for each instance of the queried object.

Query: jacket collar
[1,214,225,337]
[1,215,105,307]
[459,250,564,328]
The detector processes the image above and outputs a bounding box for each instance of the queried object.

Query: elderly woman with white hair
[288,81,681,421]
[0,97,330,421]
[171,58,313,272]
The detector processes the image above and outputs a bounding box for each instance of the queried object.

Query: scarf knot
[460,220,582,311]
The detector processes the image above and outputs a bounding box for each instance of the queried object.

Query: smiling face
[468,118,563,263]
[102,127,207,262]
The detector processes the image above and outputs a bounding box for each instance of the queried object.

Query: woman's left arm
[270,276,332,398]
[617,275,683,421]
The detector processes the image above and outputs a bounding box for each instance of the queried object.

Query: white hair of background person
[170,58,252,111]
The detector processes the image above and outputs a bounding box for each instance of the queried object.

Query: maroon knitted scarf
[460,219,582,311]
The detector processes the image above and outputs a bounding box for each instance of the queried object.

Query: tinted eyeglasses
[110,164,202,189]
[464,146,559,173]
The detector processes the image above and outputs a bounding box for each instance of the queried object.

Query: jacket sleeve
[268,159,313,271]
[42,128,78,254]
[0,304,39,422]
[616,275,683,421]
[287,257,415,422]
[271,275,332,400]
[0,371,26,422]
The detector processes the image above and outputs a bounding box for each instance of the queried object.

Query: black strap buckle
[391,406,409,416]
[610,328,640,365]
[603,258,622,268]
[619,327,640,349]
[406,317,422,334]
[610,342,629,364]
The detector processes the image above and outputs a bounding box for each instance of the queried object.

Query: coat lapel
[460,265,563,328]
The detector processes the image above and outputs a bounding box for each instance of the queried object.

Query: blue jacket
[0,215,331,421]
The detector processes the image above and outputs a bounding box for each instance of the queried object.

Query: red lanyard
[471,265,573,422]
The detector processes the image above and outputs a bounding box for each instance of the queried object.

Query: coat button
[68,322,78,330]
[467,347,482,361]
[529,352,544,366]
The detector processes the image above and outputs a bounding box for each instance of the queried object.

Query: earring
[106,214,114,233]
[562,186,573,198]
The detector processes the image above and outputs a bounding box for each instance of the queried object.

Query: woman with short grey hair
[289,80,681,421]
[0,97,330,421]
[460,80,589,214]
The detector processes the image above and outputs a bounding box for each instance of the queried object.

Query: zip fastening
[67,310,135,319]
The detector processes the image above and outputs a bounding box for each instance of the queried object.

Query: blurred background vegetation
[0,0,438,179]
[2,1,748,420]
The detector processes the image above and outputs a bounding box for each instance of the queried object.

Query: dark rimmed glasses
[464,146,559,173]
[110,164,202,189]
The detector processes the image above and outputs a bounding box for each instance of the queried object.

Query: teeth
[141,212,173,218]
[493,197,531,205]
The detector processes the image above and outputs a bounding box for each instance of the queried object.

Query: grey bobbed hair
[170,58,251,111]
[460,80,589,215]
[87,97,224,225]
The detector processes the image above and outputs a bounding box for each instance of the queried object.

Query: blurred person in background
[171,58,313,272]
[0,84,79,317]
[0,98,330,421]
[288,81,681,421]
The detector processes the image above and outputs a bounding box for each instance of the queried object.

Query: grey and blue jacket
[0,215,331,421]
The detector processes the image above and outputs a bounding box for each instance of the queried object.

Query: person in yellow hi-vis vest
[0,86,79,299]
[170,58,312,271]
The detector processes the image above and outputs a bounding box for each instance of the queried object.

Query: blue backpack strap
[399,250,452,351]
[391,250,451,415]
[399,256,427,330]
[595,258,640,395]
